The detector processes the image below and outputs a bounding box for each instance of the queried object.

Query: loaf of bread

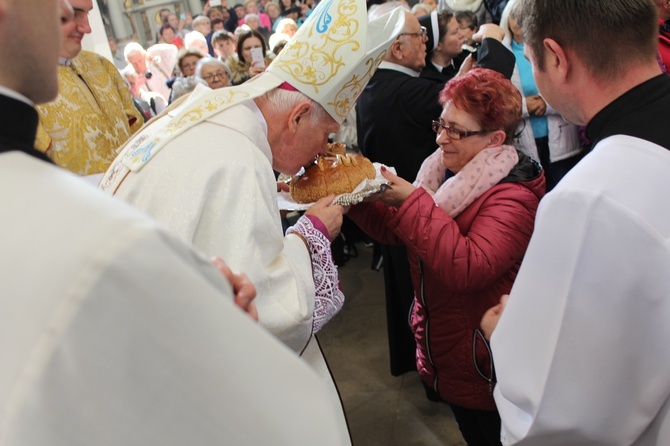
[289,142,376,204]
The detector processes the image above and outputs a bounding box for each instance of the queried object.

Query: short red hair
[439,68,522,144]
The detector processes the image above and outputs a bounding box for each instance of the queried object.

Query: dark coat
[357,67,443,182]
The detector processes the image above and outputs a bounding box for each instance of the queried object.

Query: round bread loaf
[290,143,376,204]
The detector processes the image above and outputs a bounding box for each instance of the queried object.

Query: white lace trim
[287,216,345,333]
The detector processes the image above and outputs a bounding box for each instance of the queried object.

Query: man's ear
[389,38,404,60]
[543,37,570,82]
[287,101,312,132]
[486,129,507,148]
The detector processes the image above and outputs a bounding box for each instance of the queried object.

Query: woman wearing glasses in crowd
[168,49,205,102]
[195,57,232,90]
[348,69,545,446]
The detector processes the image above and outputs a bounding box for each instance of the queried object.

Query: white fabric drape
[492,136,670,445]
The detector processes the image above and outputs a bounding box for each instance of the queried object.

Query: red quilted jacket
[348,155,545,410]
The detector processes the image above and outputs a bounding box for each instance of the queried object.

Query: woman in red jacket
[348,68,545,446]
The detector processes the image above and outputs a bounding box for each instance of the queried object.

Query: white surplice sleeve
[7,230,347,446]
[287,215,345,333]
[2,154,350,446]
[491,186,670,446]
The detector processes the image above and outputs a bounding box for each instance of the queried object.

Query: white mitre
[115,0,405,173]
[265,0,405,123]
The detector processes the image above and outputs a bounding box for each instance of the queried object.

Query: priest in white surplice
[480,0,670,445]
[2,1,363,444]
[100,0,406,439]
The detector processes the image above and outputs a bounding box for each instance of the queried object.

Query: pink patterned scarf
[413,145,519,217]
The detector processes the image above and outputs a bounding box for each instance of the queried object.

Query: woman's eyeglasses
[202,70,228,81]
[432,120,490,140]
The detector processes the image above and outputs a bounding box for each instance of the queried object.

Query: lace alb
[287,216,345,333]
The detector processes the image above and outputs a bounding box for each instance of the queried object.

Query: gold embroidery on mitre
[328,50,387,119]
[271,0,361,92]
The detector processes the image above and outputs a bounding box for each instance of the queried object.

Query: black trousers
[449,403,502,446]
[381,244,417,376]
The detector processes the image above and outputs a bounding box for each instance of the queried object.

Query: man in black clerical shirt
[481,1,670,443]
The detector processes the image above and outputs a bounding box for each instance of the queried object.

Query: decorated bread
[289,142,376,204]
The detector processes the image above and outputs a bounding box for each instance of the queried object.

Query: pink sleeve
[304,214,330,240]
[260,13,272,30]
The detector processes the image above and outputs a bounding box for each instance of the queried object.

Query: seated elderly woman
[169,48,204,102]
[347,68,545,446]
[228,30,271,85]
[195,57,231,90]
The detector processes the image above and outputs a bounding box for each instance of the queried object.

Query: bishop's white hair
[263,88,330,126]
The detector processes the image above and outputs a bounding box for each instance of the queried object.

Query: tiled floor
[319,243,466,446]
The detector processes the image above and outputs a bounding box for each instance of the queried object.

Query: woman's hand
[126,73,146,98]
[472,23,505,43]
[250,62,267,77]
[378,166,416,207]
[481,294,509,340]
[276,181,289,193]
[178,15,187,32]
[526,94,547,116]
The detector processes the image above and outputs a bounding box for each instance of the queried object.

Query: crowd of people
[4,0,670,445]
[105,0,317,118]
